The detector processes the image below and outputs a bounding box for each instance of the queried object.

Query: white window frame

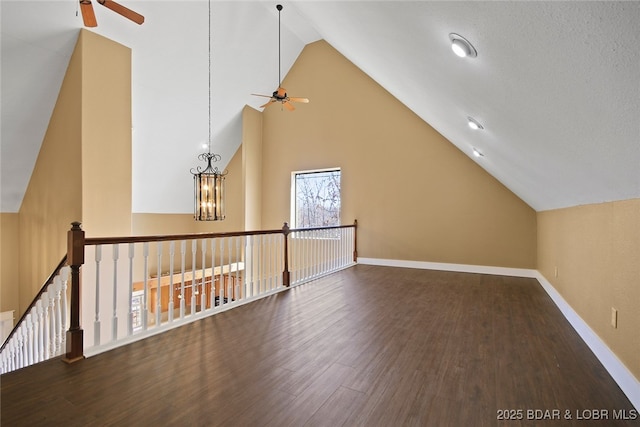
[290,167,341,229]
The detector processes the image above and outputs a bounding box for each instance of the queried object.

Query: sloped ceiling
[2,1,639,214]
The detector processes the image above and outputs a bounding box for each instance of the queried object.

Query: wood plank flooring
[2,265,638,426]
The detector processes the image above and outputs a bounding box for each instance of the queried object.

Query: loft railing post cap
[68,221,85,266]
[282,222,290,234]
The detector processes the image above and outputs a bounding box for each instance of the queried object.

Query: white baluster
[1,349,7,374]
[219,238,225,302]
[94,245,102,346]
[59,267,69,352]
[303,230,308,283]
[256,235,261,293]
[25,313,34,366]
[10,339,17,372]
[318,230,322,276]
[340,228,344,267]
[48,287,57,356]
[180,240,186,318]
[142,242,149,330]
[345,227,350,267]
[327,229,332,272]
[265,235,272,291]
[235,237,241,300]
[311,230,316,278]
[323,229,328,273]
[11,339,18,372]
[310,230,315,279]
[8,340,16,372]
[245,235,251,298]
[168,241,175,322]
[210,238,216,308]
[17,326,25,369]
[30,308,38,363]
[201,239,207,310]
[344,227,349,266]
[191,240,197,314]
[4,346,10,373]
[53,278,64,354]
[340,228,345,268]
[128,243,135,335]
[156,242,162,326]
[226,237,232,301]
[35,301,44,363]
[245,236,250,293]
[112,244,119,341]
[276,234,281,287]
[32,307,41,364]
[33,308,41,363]
[8,340,15,372]
[42,292,50,359]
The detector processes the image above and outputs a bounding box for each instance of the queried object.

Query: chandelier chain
[278,5,281,87]
[208,0,212,154]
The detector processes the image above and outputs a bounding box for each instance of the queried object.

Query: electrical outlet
[611,307,618,328]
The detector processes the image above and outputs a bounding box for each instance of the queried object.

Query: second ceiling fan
[252,4,309,111]
[79,0,144,28]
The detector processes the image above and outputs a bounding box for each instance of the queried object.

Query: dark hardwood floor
[2,265,638,426]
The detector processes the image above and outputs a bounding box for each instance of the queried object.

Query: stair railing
[1,220,357,373]
[0,257,70,373]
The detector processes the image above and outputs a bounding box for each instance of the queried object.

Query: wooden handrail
[83,223,356,246]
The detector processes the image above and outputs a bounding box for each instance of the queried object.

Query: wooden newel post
[353,219,358,262]
[282,222,291,287]
[63,221,85,364]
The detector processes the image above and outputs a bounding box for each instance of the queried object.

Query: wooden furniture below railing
[134,263,244,313]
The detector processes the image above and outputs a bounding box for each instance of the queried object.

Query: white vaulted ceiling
[1,1,639,213]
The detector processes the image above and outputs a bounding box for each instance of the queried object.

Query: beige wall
[80,30,132,238]
[537,199,640,381]
[260,40,536,268]
[242,105,263,231]
[11,30,132,319]
[1,213,20,313]
[17,31,84,315]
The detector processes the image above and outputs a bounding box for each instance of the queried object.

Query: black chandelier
[191,0,226,221]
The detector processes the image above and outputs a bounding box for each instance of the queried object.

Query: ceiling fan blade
[260,100,274,108]
[251,93,273,98]
[283,101,295,111]
[98,0,144,25]
[79,0,98,27]
[276,87,287,98]
[288,97,309,104]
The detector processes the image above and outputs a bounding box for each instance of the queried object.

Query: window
[291,169,341,228]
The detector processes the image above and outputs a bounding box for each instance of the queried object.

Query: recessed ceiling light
[449,33,477,58]
[467,116,484,130]
[473,147,484,158]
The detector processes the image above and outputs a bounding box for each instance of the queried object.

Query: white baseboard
[357,257,537,278]
[357,257,639,410]
[535,272,639,411]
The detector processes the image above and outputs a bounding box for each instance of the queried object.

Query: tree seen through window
[294,169,341,228]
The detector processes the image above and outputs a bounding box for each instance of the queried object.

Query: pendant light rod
[277,4,282,88]
[208,0,212,153]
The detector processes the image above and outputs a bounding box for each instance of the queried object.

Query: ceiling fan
[79,0,145,28]
[251,4,309,111]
